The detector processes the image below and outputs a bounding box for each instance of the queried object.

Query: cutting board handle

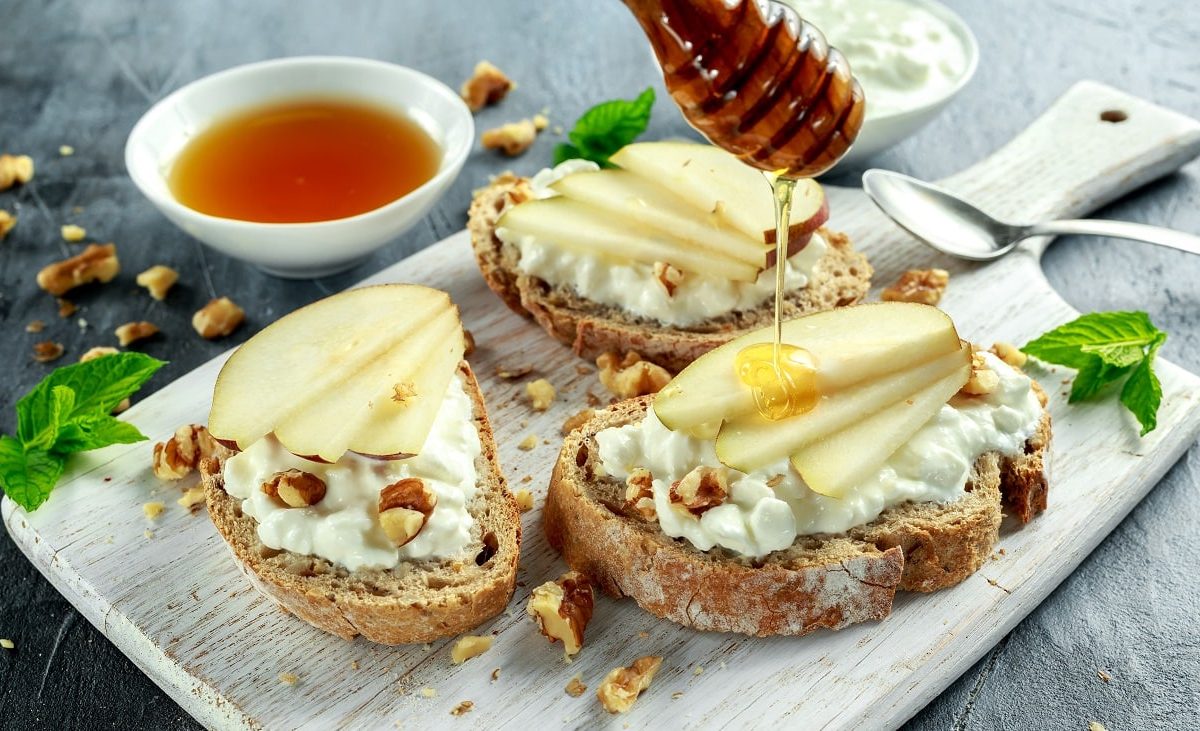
[938,81,1200,254]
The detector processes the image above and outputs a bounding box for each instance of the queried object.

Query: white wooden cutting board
[6,81,1200,731]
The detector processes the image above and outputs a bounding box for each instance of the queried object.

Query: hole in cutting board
[1099,109,1128,123]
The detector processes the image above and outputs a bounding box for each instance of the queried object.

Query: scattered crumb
[561,408,595,435]
[0,210,15,239]
[142,501,166,520]
[450,634,493,664]
[985,577,1012,594]
[57,298,77,318]
[692,665,704,676]
[999,548,1007,555]
[25,320,44,333]
[672,691,684,700]
[495,363,533,379]
[449,700,474,716]
[0,639,13,650]
[33,341,64,363]
[517,434,538,451]
[115,321,159,346]
[177,486,207,511]
[350,660,360,670]
[552,125,564,136]
[532,113,549,131]
[575,364,593,375]
[1089,723,1107,731]
[419,687,437,698]
[60,145,74,156]
[526,378,556,410]
[719,661,726,670]
[278,672,299,686]
[514,489,534,512]
[77,318,88,330]
[586,391,602,407]
[521,475,532,484]
[565,675,587,697]
[1097,669,1111,683]
[61,224,86,242]
[490,667,501,682]
[638,631,648,639]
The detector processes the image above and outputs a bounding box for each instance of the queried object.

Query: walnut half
[597,656,663,714]
[378,477,437,547]
[527,571,595,658]
[262,469,327,508]
[193,297,245,339]
[669,465,728,517]
[624,468,656,521]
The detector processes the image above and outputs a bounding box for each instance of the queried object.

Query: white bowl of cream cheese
[779,0,979,168]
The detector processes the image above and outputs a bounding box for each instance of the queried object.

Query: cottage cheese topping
[596,353,1041,558]
[498,160,828,327]
[222,375,481,571]
[783,0,970,118]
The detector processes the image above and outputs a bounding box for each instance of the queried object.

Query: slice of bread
[544,388,1050,637]
[201,362,520,645]
[467,174,873,372]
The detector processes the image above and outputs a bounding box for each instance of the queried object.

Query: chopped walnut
[61,224,86,242]
[565,675,587,697]
[136,265,179,301]
[33,341,64,363]
[177,486,207,511]
[482,119,538,156]
[517,434,538,451]
[653,262,684,296]
[624,468,656,521]
[463,328,475,358]
[0,154,34,191]
[192,297,244,339]
[0,210,16,240]
[450,635,493,664]
[527,571,595,658]
[449,701,474,716]
[36,243,120,296]
[378,477,437,547]
[25,320,44,333]
[669,466,728,517]
[495,363,533,380]
[152,424,221,481]
[597,351,672,399]
[561,408,595,435]
[142,501,165,520]
[80,346,119,362]
[514,489,534,512]
[990,341,1028,368]
[525,378,556,410]
[460,61,513,112]
[115,321,159,346]
[57,298,77,318]
[532,113,550,131]
[961,349,1000,396]
[392,381,417,404]
[881,268,950,305]
[262,469,327,508]
[596,656,663,713]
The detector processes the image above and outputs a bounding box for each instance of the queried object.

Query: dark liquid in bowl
[168,98,441,223]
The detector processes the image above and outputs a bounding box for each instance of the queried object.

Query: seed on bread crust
[378,477,437,547]
[527,571,594,658]
[262,469,327,508]
[597,656,662,713]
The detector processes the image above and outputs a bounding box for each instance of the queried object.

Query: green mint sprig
[1023,311,1166,436]
[553,87,655,167]
[0,352,164,512]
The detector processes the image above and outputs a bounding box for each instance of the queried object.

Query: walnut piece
[449,701,474,716]
[36,243,120,296]
[597,351,672,400]
[514,489,534,512]
[669,465,728,517]
[482,119,538,156]
[495,363,533,380]
[152,424,220,481]
[57,298,77,318]
[142,501,165,520]
[881,268,950,305]
[653,261,684,296]
[597,656,663,713]
[25,320,44,333]
[32,341,64,363]
[525,378,556,410]
[262,469,327,508]
[0,210,16,240]
[527,571,595,658]
[565,675,587,697]
[561,408,595,435]
[378,477,437,547]
[61,224,86,242]
[460,61,513,112]
[0,154,34,191]
[450,635,493,664]
[80,346,119,362]
[136,265,179,301]
[624,468,657,521]
[517,434,538,451]
[990,341,1028,368]
[961,349,999,396]
[115,321,159,346]
[177,486,207,511]
[192,297,244,339]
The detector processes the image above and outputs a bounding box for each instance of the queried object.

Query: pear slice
[498,197,762,281]
[790,360,972,497]
[654,303,963,433]
[714,345,971,473]
[608,141,826,243]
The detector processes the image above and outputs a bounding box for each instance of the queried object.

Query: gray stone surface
[0,0,1196,728]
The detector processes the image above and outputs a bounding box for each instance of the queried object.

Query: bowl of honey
[125,56,473,278]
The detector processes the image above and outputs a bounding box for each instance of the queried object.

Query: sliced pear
[498,197,762,281]
[209,284,464,461]
[714,345,971,473]
[608,141,826,243]
[654,303,963,433]
[790,361,972,497]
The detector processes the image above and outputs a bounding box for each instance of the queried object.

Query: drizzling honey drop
[735,342,819,420]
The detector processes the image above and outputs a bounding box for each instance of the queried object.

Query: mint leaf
[21,386,76,451]
[0,437,66,512]
[1120,340,1164,436]
[558,87,655,167]
[1068,357,1131,403]
[53,413,148,454]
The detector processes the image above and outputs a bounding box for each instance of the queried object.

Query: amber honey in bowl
[167,97,441,223]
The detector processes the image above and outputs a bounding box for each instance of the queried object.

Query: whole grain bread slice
[467,173,873,372]
[544,389,1050,637]
[201,362,520,645]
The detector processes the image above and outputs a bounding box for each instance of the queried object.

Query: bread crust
[544,393,1050,636]
[202,363,520,645]
[467,174,872,372]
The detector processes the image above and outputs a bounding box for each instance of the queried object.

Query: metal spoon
[862,169,1200,261]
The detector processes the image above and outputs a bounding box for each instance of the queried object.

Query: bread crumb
[59,145,74,156]
[278,672,299,686]
[575,364,593,376]
[25,320,44,333]
[525,378,556,410]
[1097,669,1111,683]
[177,486,207,511]
[57,298,77,318]
[419,687,437,698]
[521,475,532,483]
[671,691,684,700]
[0,639,13,650]
[532,113,549,131]
[61,224,86,242]
[514,489,534,512]
[490,667,501,682]
[144,529,155,540]
[449,700,474,716]
[1088,723,1106,731]
[517,434,538,451]
[0,210,15,239]
[637,631,648,639]
[450,634,493,664]
[142,502,165,520]
[692,665,704,676]
[565,675,587,697]
[350,660,360,670]
[561,409,595,435]
[495,363,533,379]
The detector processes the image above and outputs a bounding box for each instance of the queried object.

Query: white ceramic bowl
[126,56,473,278]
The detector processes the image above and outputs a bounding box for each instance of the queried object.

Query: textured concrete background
[0,0,1197,728]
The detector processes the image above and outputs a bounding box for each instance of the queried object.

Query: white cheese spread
[596,353,1042,558]
[222,374,481,572]
[497,160,828,327]
[783,0,970,118]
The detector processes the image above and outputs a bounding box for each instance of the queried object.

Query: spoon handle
[1027,219,1200,256]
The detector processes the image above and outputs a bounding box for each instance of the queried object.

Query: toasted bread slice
[467,174,873,372]
[544,388,1049,637]
[201,363,520,645]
